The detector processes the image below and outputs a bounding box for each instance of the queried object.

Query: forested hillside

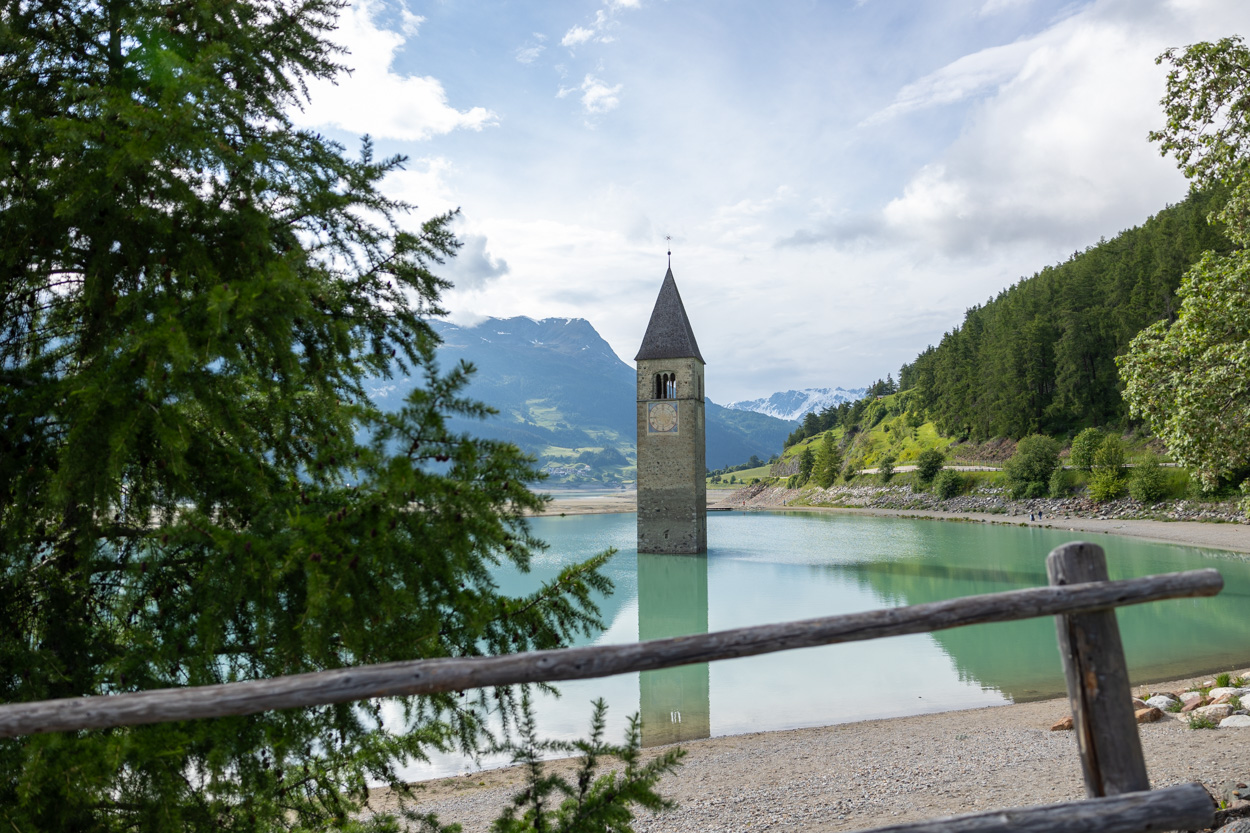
[900,187,1235,440]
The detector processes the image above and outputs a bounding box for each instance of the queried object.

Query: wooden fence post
[1046,542,1150,797]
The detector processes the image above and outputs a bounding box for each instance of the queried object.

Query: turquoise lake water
[397,510,1250,780]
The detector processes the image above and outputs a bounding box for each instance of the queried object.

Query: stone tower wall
[636,357,707,554]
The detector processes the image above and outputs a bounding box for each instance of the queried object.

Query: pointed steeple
[634,267,705,363]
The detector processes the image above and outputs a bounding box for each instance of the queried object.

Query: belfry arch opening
[654,372,677,399]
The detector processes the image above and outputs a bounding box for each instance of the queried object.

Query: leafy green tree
[1003,435,1061,499]
[915,449,945,486]
[1121,36,1250,492]
[0,3,638,831]
[812,433,842,488]
[877,453,896,484]
[1069,428,1106,472]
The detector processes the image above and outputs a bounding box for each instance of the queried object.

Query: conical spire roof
[634,267,705,363]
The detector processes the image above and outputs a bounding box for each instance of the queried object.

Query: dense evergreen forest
[894,187,1236,441]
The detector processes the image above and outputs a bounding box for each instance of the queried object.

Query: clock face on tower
[647,401,679,434]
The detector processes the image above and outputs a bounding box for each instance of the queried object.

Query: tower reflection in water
[637,553,711,747]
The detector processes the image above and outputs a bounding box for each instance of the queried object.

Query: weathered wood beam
[0,568,1221,738]
[1049,542,1150,797]
[844,782,1213,833]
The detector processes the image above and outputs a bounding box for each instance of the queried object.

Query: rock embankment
[1051,681,1250,732]
[717,483,1249,525]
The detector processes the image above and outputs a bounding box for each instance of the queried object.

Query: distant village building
[635,266,707,554]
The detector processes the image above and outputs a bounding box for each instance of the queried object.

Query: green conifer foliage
[0,3,614,830]
[797,446,815,485]
[812,433,842,488]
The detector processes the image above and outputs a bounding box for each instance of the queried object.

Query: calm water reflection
[397,511,1250,779]
[638,553,710,746]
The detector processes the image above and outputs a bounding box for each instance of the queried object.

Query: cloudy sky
[291,0,1250,404]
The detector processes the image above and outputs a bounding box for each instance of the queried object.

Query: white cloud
[381,157,459,218]
[562,26,595,47]
[446,234,510,290]
[291,0,496,141]
[862,38,1036,125]
[397,6,424,36]
[979,0,1032,15]
[783,0,1250,259]
[579,75,623,113]
[876,5,1185,255]
[516,44,545,64]
[560,5,634,51]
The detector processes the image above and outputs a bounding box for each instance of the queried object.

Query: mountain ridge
[367,315,798,483]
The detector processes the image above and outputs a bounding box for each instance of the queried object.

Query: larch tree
[0,2,672,830]
[1119,36,1250,495]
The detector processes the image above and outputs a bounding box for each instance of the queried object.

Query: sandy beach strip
[394,490,1250,830]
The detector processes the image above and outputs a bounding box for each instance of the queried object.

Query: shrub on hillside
[1049,467,1071,498]
[1093,434,1126,472]
[933,469,965,500]
[1069,428,1105,471]
[1129,456,1168,503]
[916,449,945,485]
[878,453,897,484]
[1088,469,1127,502]
[1086,434,1128,502]
[1004,434,1061,499]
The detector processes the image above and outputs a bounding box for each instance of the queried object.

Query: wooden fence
[0,542,1227,832]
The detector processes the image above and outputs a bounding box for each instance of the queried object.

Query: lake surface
[397,511,1250,780]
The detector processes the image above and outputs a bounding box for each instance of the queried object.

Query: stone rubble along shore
[1051,679,1250,732]
[719,483,1250,525]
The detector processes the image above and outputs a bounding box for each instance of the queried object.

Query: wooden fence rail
[0,566,1221,738]
[0,543,1227,833]
[847,783,1214,833]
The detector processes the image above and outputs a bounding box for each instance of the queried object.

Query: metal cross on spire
[665,235,672,267]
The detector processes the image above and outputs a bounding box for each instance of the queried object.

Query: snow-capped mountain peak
[726,387,866,422]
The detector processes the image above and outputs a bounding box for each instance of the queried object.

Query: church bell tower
[635,266,707,554]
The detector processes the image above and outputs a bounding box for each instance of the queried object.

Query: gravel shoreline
[386,671,1250,831]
